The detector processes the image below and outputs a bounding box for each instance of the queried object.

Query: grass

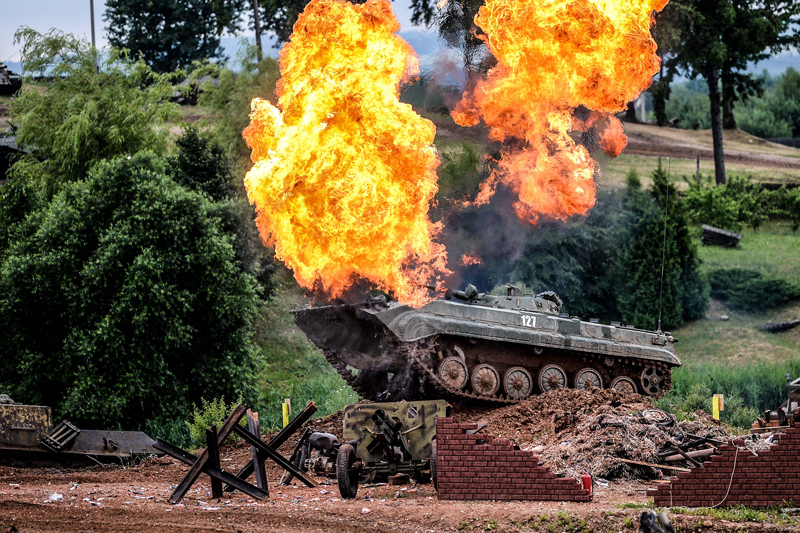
[671,220,800,365]
[697,220,800,280]
[669,505,800,526]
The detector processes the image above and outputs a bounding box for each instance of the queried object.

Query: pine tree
[617,164,708,330]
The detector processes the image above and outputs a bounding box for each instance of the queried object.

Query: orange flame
[243,0,448,306]
[454,0,668,224]
[460,252,482,266]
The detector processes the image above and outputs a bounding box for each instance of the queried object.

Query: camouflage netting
[452,389,770,479]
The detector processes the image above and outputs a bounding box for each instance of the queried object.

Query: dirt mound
[452,389,762,480]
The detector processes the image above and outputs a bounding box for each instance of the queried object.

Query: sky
[2,0,798,76]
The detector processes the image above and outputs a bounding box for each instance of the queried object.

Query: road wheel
[439,357,468,390]
[470,364,500,397]
[640,366,667,396]
[538,364,567,392]
[503,367,533,399]
[611,376,637,394]
[337,443,359,499]
[575,368,603,390]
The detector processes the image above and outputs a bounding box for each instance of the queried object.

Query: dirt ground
[2,455,798,532]
[0,391,795,533]
[622,122,800,174]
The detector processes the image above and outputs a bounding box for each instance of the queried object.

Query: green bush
[683,175,800,232]
[707,268,800,310]
[0,153,259,429]
[187,396,244,446]
[656,382,761,429]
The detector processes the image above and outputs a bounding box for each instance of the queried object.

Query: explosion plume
[243,0,448,306]
[454,0,668,224]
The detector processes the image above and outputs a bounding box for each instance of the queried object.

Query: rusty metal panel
[0,405,52,448]
[342,400,446,465]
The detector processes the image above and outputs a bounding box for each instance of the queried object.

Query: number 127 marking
[521,315,536,328]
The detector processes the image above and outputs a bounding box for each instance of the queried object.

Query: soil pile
[452,389,766,479]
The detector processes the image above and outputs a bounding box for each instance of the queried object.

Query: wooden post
[712,396,721,420]
[282,401,290,428]
[206,425,223,499]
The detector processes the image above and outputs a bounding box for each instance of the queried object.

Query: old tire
[575,368,603,390]
[538,364,567,392]
[337,443,359,499]
[503,367,533,399]
[471,364,501,397]
[430,440,438,489]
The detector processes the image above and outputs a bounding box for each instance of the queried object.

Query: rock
[361,508,371,514]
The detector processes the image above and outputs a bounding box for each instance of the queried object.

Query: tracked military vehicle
[292,285,680,403]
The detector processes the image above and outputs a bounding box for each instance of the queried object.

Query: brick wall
[435,417,591,501]
[647,422,800,507]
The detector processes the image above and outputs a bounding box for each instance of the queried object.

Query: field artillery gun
[283,400,446,498]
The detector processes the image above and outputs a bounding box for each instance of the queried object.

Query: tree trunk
[252,0,263,62]
[721,69,737,130]
[707,67,726,185]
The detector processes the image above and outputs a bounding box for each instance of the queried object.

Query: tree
[9,28,178,196]
[617,165,708,330]
[169,125,277,299]
[0,153,259,428]
[654,0,800,184]
[104,0,247,72]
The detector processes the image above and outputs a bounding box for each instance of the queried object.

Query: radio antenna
[657,158,671,334]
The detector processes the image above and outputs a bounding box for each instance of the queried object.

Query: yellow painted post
[282,402,289,427]
[712,396,720,420]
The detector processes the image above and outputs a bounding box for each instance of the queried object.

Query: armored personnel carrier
[292,285,680,403]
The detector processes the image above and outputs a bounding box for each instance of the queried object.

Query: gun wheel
[641,366,667,396]
[439,357,468,390]
[538,364,567,392]
[575,368,603,390]
[503,367,533,399]
[470,364,500,397]
[611,376,637,394]
[337,443,359,499]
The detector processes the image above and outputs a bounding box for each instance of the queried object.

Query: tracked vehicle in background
[291,285,680,404]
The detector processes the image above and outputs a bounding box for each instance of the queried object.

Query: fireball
[454,0,668,224]
[243,0,449,306]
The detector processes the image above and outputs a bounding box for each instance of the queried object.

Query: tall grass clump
[656,359,800,427]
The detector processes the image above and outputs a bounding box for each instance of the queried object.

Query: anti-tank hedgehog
[291,285,680,403]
